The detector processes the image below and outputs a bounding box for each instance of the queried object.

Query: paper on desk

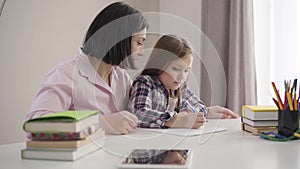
[137,126,227,137]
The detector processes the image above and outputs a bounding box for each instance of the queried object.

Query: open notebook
[137,126,227,137]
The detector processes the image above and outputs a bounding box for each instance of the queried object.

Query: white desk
[1,119,299,169]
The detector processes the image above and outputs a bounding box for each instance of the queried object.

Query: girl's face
[158,53,193,90]
[162,151,186,164]
[131,28,147,63]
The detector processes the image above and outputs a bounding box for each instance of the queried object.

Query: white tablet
[118,149,192,169]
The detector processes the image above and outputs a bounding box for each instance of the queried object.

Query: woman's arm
[26,69,72,121]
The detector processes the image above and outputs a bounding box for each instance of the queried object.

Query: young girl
[130,35,239,128]
[128,34,206,128]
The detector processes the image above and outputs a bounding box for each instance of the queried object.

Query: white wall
[0,0,159,145]
[159,0,203,97]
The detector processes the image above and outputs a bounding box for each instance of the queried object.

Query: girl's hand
[165,111,205,128]
[207,106,239,119]
[162,151,186,164]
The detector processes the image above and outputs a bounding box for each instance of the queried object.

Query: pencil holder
[278,110,299,137]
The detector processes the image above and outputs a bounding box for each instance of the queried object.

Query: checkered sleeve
[129,76,177,128]
[180,83,207,116]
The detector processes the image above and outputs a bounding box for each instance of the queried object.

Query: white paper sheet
[137,127,227,137]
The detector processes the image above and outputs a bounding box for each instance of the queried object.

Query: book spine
[27,124,101,141]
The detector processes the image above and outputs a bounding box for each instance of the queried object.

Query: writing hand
[165,111,205,128]
[99,111,138,134]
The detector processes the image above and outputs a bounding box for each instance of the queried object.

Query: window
[254,0,300,105]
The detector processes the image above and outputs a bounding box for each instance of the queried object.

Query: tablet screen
[119,149,192,169]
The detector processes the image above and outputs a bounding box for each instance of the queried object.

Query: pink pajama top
[26,49,132,121]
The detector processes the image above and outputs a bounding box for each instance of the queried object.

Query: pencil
[271,82,283,110]
[298,84,300,101]
[294,92,297,110]
[272,98,280,109]
[283,92,287,110]
[286,91,294,111]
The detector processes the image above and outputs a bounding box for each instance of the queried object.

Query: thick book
[26,128,105,149]
[242,123,277,135]
[23,110,99,133]
[242,105,278,120]
[242,117,278,127]
[21,137,104,161]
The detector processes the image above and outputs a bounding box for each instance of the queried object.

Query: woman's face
[159,53,193,90]
[131,28,147,63]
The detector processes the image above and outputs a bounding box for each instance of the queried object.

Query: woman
[26,2,149,134]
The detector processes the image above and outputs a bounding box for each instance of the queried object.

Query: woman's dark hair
[82,2,149,69]
[141,34,193,76]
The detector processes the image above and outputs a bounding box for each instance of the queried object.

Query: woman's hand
[206,106,239,119]
[99,111,138,134]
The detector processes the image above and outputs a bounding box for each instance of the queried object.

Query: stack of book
[241,105,278,135]
[21,110,105,161]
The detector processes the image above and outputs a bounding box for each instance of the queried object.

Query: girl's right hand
[191,112,206,128]
[165,111,205,129]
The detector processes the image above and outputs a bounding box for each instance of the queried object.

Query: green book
[24,110,100,133]
[26,110,99,122]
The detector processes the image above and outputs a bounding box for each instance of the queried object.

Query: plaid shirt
[128,75,207,128]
